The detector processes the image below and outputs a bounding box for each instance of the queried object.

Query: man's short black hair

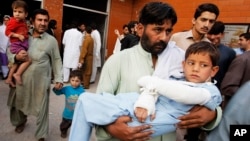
[194,3,219,20]
[31,9,49,21]
[139,2,177,26]
[85,26,92,34]
[240,32,250,40]
[208,21,225,35]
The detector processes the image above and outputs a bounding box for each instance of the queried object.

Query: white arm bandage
[138,76,211,105]
[133,88,159,116]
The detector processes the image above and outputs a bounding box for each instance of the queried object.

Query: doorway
[63,0,110,67]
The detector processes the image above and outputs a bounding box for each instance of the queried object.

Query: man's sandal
[15,119,27,133]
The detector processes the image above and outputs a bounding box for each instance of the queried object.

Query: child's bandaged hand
[135,107,148,123]
[135,107,156,122]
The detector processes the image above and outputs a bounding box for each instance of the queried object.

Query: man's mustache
[154,41,167,47]
[202,27,209,30]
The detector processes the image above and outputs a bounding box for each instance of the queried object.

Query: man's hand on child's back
[177,105,216,129]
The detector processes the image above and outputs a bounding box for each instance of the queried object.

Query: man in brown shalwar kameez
[78,26,94,89]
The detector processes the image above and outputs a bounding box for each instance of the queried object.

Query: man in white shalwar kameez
[62,23,83,82]
[90,23,101,83]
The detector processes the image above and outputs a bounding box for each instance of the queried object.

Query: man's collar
[184,30,194,39]
[28,29,45,38]
[137,42,152,58]
[185,29,210,42]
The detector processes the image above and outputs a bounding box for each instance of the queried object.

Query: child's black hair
[69,70,83,81]
[185,41,220,66]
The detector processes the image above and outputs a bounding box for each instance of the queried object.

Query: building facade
[1,0,250,62]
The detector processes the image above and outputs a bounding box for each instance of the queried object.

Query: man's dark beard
[140,32,167,55]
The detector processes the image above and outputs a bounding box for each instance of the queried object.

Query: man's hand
[177,105,216,129]
[114,29,120,36]
[78,63,82,68]
[54,82,63,90]
[105,116,153,141]
[15,50,28,62]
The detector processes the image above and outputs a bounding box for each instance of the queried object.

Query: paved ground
[0,73,99,141]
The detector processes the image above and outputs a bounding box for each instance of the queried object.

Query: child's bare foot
[5,78,16,87]
[13,73,23,85]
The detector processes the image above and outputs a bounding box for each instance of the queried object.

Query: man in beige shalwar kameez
[7,9,63,141]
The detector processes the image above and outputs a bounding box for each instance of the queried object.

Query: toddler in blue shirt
[53,70,85,138]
